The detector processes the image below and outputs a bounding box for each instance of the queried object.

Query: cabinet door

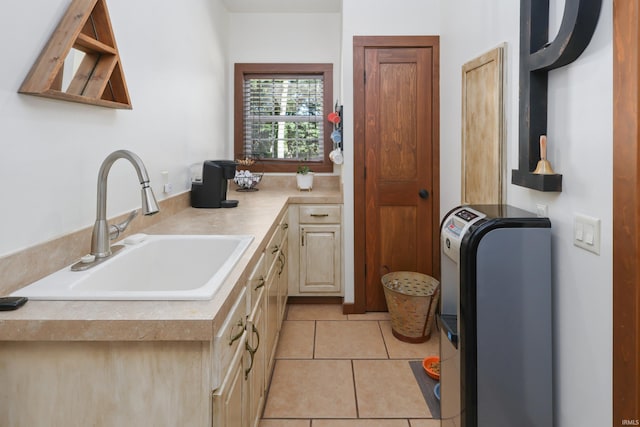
[212,288,248,390]
[246,289,265,427]
[299,224,341,293]
[212,338,247,427]
[264,267,279,379]
[277,237,289,325]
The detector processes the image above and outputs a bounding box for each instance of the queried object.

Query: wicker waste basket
[381,271,440,343]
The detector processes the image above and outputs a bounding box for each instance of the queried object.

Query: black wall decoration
[513,0,602,192]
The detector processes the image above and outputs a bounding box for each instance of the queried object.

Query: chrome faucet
[90,150,159,258]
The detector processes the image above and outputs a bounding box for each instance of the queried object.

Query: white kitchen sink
[12,234,253,300]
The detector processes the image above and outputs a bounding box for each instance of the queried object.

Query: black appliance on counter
[439,205,552,427]
[190,160,238,208]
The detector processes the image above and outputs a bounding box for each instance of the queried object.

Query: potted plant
[296,165,314,191]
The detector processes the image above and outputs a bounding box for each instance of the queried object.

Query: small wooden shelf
[19,0,131,109]
[75,33,117,55]
[511,169,563,192]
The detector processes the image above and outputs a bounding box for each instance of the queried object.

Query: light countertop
[0,188,342,342]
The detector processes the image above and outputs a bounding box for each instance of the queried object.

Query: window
[234,63,333,173]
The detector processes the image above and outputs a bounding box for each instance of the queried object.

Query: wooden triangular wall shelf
[19,0,132,109]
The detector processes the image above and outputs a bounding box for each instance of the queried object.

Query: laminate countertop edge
[0,189,342,342]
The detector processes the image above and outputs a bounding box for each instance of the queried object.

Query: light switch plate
[574,213,600,255]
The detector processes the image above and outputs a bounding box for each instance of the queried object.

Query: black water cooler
[439,205,553,427]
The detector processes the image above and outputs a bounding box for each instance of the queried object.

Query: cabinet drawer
[247,253,266,312]
[212,288,247,390]
[265,228,283,268]
[299,205,341,223]
[265,216,289,275]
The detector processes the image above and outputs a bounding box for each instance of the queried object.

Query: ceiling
[222,0,342,13]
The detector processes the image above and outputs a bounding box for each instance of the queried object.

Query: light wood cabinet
[300,224,341,293]
[245,250,267,427]
[246,287,265,427]
[264,214,288,381]
[212,289,248,391]
[212,335,247,427]
[264,264,279,381]
[0,201,323,427]
[277,236,289,323]
[289,204,343,296]
[245,209,288,427]
[212,288,248,427]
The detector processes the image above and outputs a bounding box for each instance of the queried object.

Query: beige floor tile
[347,311,391,321]
[313,420,410,427]
[353,360,431,418]
[276,321,315,359]
[263,359,357,419]
[380,321,440,359]
[409,420,440,427]
[287,304,348,320]
[314,321,388,359]
[259,420,310,427]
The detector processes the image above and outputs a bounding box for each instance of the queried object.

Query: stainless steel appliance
[439,205,552,427]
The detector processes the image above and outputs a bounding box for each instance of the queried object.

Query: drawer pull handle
[254,276,265,290]
[282,223,289,230]
[244,324,260,379]
[228,318,245,345]
[271,244,279,254]
[310,213,329,217]
[278,252,286,275]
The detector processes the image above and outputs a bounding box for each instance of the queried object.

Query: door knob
[419,189,429,199]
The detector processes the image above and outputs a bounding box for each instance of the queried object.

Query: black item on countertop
[0,296,28,311]
[191,160,239,208]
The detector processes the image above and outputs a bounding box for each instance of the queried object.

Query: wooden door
[613,1,640,422]
[358,40,439,311]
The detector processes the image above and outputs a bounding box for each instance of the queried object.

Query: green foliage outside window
[245,78,323,162]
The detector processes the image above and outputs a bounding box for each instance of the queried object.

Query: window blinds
[242,76,324,162]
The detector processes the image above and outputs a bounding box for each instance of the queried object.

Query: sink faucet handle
[109,210,138,240]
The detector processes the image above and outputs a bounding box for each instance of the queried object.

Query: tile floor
[260,304,440,427]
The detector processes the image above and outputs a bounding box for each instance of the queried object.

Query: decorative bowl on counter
[234,170,263,191]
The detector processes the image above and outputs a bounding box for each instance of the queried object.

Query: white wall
[438,2,612,427]
[533,6,612,427]
[0,0,230,257]
[226,11,343,152]
[340,0,443,304]
[339,1,612,426]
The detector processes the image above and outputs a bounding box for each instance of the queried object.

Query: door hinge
[364,70,366,84]
[364,264,367,277]
[364,167,367,179]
